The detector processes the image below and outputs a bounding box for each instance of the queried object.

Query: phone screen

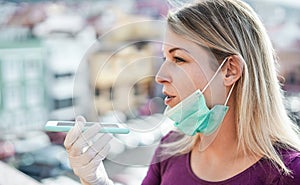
[57,121,119,128]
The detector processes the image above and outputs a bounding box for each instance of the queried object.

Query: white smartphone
[45,121,130,134]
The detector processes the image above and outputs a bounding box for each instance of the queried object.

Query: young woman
[64,0,300,184]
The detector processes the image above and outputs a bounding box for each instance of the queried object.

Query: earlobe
[223,55,244,86]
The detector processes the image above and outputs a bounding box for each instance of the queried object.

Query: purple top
[142,131,300,185]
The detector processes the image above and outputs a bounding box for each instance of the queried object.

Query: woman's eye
[174,56,186,63]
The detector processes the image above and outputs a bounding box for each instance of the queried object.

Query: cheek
[206,73,227,107]
[190,67,210,92]
[189,66,215,107]
[173,67,207,101]
[169,69,194,99]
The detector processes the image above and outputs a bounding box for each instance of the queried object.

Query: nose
[155,62,171,84]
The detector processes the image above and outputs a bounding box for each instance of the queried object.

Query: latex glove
[64,116,114,185]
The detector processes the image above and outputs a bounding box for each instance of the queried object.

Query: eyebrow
[168,47,190,54]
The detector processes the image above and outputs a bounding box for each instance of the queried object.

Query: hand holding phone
[63,116,115,185]
[45,121,130,134]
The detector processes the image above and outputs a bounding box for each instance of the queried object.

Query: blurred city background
[0,0,299,184]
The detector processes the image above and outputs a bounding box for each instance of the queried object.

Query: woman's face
[156,27,226,108]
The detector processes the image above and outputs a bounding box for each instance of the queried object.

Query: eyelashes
[162,56,186,63]
[173,56,186,63]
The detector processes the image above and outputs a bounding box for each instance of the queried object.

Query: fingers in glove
[85,162,111,185]
[64,116,86,150]
[72,144,111,177]
[69,134,112,168]
[91,133,113,156]
[69,123,103,156]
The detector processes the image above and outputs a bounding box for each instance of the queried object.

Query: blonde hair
[162,0,300,174]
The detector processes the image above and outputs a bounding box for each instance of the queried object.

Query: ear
[222,55,244,86]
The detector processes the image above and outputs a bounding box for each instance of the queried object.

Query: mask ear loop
[201,57,229,93]
[198,81,236,152]
[197,57,233,152]
[224,83,235,106]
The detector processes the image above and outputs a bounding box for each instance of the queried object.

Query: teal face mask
[164,57,235,136]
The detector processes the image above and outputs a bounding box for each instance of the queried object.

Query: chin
[168,100,180,108]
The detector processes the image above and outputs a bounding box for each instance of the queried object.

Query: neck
[190,98,262,182]
[194,99,240,161]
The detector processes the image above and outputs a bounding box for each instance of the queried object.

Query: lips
[163,91,176,105]
[163,91,175,98]
[166,95,175,99]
